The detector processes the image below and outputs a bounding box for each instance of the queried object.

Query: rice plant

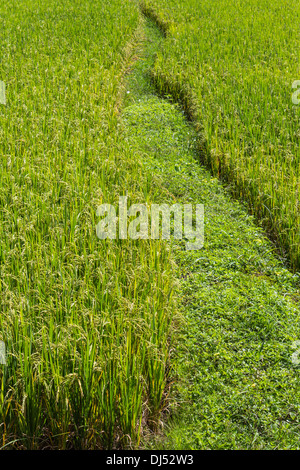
[0,0,177,449]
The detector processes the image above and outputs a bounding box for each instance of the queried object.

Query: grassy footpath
[123,16,300,449]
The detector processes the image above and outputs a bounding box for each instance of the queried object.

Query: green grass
[123,16,300,450]
[141,0,300,270]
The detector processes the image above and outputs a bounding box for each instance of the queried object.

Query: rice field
[142,0,300,269]
[0,0,177,449]
[1,0,300,451]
